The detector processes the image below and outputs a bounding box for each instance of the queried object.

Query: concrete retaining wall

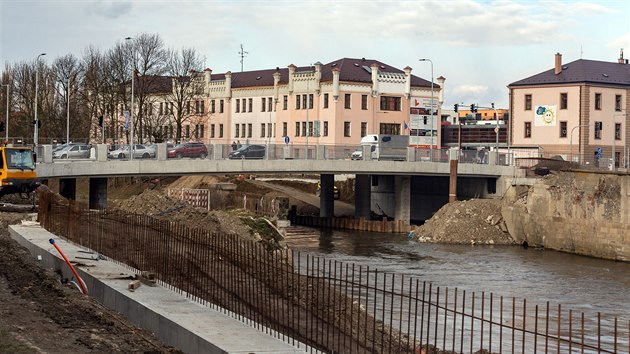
[9,223,305,354]
[502,172,630,261]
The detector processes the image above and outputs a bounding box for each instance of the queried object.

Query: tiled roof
[509,59,630,87]
[215,57,437,89]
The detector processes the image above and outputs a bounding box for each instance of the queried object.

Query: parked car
[167,142,208,159]
[351,148,363,160]
[108,144,156,159]
[52,144,90,159]
[228,144,266,159]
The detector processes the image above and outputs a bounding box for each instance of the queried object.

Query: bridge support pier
[89,178,108,210]
[394,175,410,224]
[319,174,335,218]
[59,178,76,200]
[355,174,371,219]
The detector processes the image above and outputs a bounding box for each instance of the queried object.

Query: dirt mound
[412,198,515,245]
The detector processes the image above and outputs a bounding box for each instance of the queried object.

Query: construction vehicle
[0,146,39,199]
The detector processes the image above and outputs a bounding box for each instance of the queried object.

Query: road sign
[597,147,602,158]
[124,111,129,130]
[284,135,290,145]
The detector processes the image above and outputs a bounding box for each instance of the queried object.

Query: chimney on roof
[204,68,212,84]
[554,53,562,75]
[619,48,626,64]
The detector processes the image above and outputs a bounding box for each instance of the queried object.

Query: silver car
[52,144,90,159]
[108,144,156,159]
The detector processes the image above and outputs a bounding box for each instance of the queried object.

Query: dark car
[167,142,208,159]
[228,144,266,159]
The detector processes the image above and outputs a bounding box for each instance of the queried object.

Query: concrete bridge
[35,143,522,225]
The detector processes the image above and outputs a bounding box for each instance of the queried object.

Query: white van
[359,134,409,161]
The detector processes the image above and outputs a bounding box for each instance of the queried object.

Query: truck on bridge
[352,134,409,161]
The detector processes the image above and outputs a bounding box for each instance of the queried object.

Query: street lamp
[570,124,588,164]
[2,84,8,142]
[34,53,46,145]
[125,37,135,160]
[419,58,434,161]
[60,78,71,144]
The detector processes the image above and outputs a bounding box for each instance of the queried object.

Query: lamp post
[306,77,309,160]
[125,37,135,160]
[64,78,70,144]
[570,124,588,164]
[34,53,46,145]
[2,84,8,142]
[419,58,434,161]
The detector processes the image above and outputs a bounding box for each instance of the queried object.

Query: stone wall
[502,172,629,261]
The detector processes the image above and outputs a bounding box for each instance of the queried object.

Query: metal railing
[38,191,629,353]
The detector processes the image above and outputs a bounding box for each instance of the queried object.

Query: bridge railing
[38,191,629,354]
[37,142,516,166]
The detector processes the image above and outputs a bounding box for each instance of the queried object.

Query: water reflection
[285,228,630,320]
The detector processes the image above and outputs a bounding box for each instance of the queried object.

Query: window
[235,124,240,138]
[302,94,307,109]
[380,96,401,111]
[361,95,368,110]
[309,94,313,109]
[268,97,273,112]
[261,123,266,138]
[295,122,300,136]
[524,122,531,138]
[323,121,328,136]
[560,93,567,109]
[323,93,329,109]
[615,123,621,140]
[283,95,288,110]
[219,124,223,138]
[361,122,367,137]
[211,99,216,113]
[302,122,307,137]
[267,123,272,138]
[616,95,622,111]
[282,122,287,137]
[525,94,532,111]
[247,123,252,138]
[595,93,601,110]
[296,95,301,110]
[242,98,247,112]
[210,124,215,138]
[594,121,602,139]
[314,121,320,137]
[262,97,266,112]
[220,100,224,113]
[236,99,240,113]
[186,101,191,115]
[344,94,351,109]
[380,123,401,135]
[199,124,205,138]
[185,125,190,139]
[560,121,567,138]
[308,121,313,136]
[344,121,351,137]
[200,101,205,114]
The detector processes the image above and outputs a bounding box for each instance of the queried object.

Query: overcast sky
[1,0,629,108]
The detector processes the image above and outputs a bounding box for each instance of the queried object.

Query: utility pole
[238,44,248,72]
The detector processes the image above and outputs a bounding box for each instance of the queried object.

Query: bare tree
[52,54,85,143]
[163,47,204,143]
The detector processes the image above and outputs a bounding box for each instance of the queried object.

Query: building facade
[509,52,630,166]
[115,58,443,149]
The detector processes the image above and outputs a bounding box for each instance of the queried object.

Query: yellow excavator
[0,146,39,199]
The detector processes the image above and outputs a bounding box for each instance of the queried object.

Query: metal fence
[38,191,629,353]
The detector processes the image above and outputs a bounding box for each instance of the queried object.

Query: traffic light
[470,104,475,113]
[0,121,4,132]
[491,102,495,109]
[31,120,41,128]
[454,104,458,112]
[98,115,104,127]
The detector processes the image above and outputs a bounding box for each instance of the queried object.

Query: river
[284,228,630,333]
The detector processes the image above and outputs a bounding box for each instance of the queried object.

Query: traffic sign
[597,147,602,158]
[284,135,290,145]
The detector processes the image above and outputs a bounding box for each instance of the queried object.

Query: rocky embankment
[412,198,515,245]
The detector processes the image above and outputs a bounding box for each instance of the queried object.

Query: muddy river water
[284,228,630,324]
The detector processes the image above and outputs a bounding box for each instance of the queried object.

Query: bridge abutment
[319,174,335,218]
[354,174,371,218]
[59,178,76,200]
[394,176,411,223]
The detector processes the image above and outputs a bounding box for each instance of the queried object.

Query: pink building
[509,52,630,166]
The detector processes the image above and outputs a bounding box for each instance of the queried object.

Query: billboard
[534,105,557,126]
[409,96,438,147]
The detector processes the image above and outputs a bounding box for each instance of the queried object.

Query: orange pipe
[49,238,88,295]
